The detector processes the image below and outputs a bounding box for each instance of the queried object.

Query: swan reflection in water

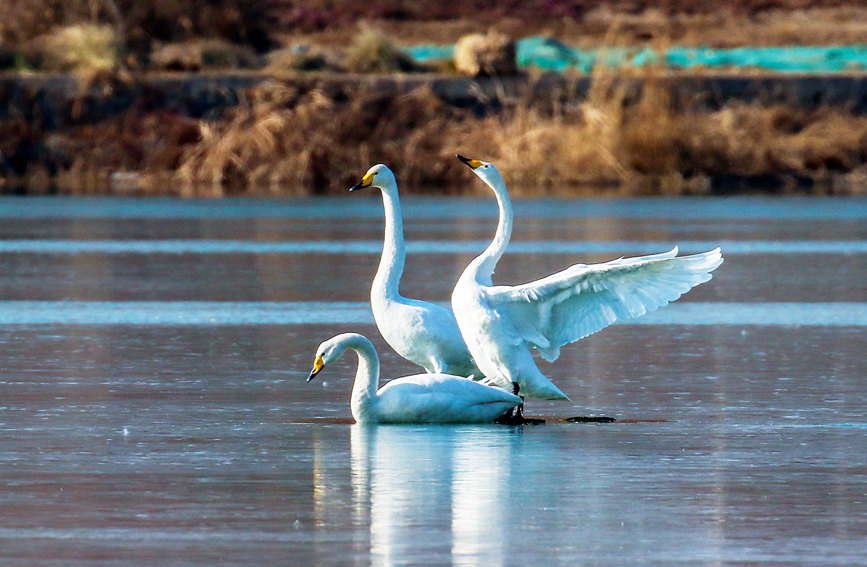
[349,425,516,567]
[311,423,742,564]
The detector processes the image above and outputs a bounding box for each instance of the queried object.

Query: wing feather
[484,247,723,361]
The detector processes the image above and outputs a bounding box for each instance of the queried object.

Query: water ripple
[1,196,865,220]
[0,301,863,326]
[0,239,863,255]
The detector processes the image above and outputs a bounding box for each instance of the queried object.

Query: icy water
[0,195,864,566]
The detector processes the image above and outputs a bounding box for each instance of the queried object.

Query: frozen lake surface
[0,195,864,565]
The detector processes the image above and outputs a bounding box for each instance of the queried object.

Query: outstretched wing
[484,247,723,361]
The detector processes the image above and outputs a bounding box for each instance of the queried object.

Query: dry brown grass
[0,0,275,71]
[178,80,458,195]
[682,105,867,178]
[4,71,867,195]
[27,23,120,72]
[0,106,200,194]
[283,5,867,52]
[343,26,423,73]
[265,45,344,73]
[173,70,867,196]
[452,68,867,195]
[577,6,867,48]
[452,69,686,194]
[0,0,94,46]
[149,39,262,71]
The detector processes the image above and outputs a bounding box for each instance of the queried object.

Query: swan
[307,333,522,424]
[452,154,723,403]
[350,164,482,378]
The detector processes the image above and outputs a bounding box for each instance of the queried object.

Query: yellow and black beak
[307,356,325,382]
[456,154,484,169]
[349,171,374,192]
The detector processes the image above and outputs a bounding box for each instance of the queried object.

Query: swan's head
[307,332,363,382]
[349,164,396,193]
[456,154,505,190]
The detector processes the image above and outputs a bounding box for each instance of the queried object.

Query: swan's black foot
[565,416,616,423]
[494,411,523,425]
[494,410,545,425]
[495,383,544,424]
[494,401,524,425]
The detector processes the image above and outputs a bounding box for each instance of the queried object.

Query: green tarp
[406,36,867,73]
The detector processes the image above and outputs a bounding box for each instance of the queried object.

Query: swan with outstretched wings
[452,154,723,404]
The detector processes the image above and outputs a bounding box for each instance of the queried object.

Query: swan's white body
[307,333,521,424]
[452,155,723,401]
[350,165,482,378]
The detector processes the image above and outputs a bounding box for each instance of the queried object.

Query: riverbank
[2,70,867,196]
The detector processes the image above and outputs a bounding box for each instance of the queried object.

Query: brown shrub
[178,81,461,195]
[451,69,677,193]
[452,68,867,195]
[5,70,867,195]
[0,106,201,193]
[453,31,517,77]
[32,24,120,72]
[343,27,423,73]
[265,45,344,73]
[150,39,262,71]
[117,0,277,55]
[0,0,102,46]
[174,71,867,196]
[0,0,277,67]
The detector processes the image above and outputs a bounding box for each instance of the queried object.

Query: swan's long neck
[347,336,380,422]
[372,184,405,301]
[470,177,513,285]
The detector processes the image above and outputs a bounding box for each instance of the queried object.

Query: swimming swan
[307,333,522,424]
[452,154,723,402]
[350,164,482,378]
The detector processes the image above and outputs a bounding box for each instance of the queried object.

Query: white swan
[452,154,724,402]
[307,333,522,424]
[350,164,482,378]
